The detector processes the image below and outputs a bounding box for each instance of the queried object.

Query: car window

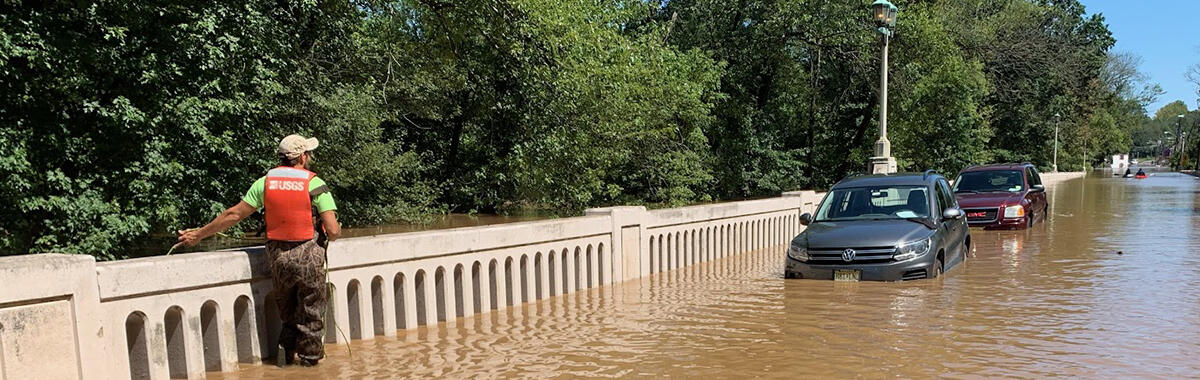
[953,170,1024,193]
[933,184,944,213]
[1029,167,1043,186]
[937,180,956,211]
[947,182,958,207]
[814,185,931,221]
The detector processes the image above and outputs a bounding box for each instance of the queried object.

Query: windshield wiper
[954,190,978,194]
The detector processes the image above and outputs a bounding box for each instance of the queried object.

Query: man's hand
[176,201,256,248]
[176,228,201,247]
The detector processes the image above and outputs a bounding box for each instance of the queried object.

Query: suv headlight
[787,242,809,262]
[1003,205,1025,218]
[893,238,931,261]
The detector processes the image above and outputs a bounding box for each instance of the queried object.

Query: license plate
[834,270,860,282]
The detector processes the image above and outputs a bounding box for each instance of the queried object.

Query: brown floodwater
[214,172,1200,379]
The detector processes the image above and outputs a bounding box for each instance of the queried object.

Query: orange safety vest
[263,166,317,242]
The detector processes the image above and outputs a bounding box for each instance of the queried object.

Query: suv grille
[807,247,896,264]
[964,207,999,224]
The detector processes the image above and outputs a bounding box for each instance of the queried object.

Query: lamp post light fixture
[872,0,898,33]
[869,0,899,174]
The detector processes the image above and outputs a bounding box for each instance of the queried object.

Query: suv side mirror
[799,213,813,226]
[1031,184,1045,193]
[942,208,963,220]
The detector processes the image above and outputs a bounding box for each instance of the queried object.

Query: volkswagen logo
[842,248,856,262]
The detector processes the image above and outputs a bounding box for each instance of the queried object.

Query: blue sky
[1084,0,1198,113]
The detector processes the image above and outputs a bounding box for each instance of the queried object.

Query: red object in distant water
[1135,173,1147,179]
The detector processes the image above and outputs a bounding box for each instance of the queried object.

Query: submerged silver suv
[784,171,970,281]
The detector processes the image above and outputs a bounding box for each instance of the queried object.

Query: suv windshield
[815,185,930,222]
[953,170,1024,193]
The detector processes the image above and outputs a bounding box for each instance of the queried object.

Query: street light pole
[868,0,898,174]
[1158,139,1164,165]
[1174,114,1185,171]
[1053,113,1060,173]
[1161,131,1171,166]
[1193,118,1200,171]
[876,34,891,159]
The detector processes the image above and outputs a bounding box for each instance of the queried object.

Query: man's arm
[319,210,341,242]
[177,201,257,246]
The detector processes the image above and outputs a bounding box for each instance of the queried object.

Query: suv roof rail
[991,162,1032,167]
[838,173,861,182]
[922,169,937,179]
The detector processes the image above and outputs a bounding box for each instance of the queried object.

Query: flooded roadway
[216,172,1200,379]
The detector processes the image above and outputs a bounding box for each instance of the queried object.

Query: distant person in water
[1136,168,1146,176]
[1124,168,1132,177]
[176,134,341,367]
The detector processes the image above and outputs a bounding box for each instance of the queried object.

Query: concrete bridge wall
[1,190,829,380]
[1037,171,1087,186]
[0,171,1086,380]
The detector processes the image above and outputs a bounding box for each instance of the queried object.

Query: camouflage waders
[266,238,327,365]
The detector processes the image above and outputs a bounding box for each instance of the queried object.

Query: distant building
[1111,154,1129,171]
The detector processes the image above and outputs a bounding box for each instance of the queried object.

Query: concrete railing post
[332,278,352,343]
[585,206,648,282]
[0,254,114,380]
[782,190,818,214]
[379,277,398,336]
[402,277,419,330]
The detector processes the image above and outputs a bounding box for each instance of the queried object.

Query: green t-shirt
[242,176,337,213]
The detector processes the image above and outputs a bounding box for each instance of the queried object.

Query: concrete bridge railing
[0,191,825,380]
[1035,171,1086,186]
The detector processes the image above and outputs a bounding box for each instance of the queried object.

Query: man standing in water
[177,134,341,367]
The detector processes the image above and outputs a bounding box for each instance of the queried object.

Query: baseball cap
[278,134,319,159]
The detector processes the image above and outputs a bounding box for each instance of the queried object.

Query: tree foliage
[0,0,1153,259]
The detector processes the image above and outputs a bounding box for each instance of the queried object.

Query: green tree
[890,2,993,174]
[0,0,1158,259]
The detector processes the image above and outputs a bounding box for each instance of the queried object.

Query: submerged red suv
[952,163,1047,229]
